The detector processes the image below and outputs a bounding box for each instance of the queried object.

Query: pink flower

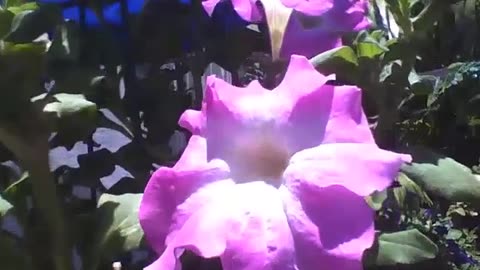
[139,55,411,270]
[202,0,371,58]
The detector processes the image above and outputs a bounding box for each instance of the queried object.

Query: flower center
[230,134,290,186]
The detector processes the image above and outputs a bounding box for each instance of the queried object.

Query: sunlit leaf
[401,146,480,203]
[84,193,145,270]
[385,0,412,35]
[365,190,388,210]
[397,172,433,206]
[0,194,13,219]
[357,42,387,59]
[43,93,97,118]
[31,93,98,145]
[364,229,438,266]
[6,4,61,43]
[310,45,358,67]
[446,229,463,240]
[309,45,359,80]
[7,2,38,14]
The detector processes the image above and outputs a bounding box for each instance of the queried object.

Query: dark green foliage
[2,1,480,270]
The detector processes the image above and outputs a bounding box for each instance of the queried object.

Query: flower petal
[320,0,371,32]
[165,179,235,246]
[204,76,282,162]
[322,85,374,144]
[280,0,333,16]
[284,143,411,197]
[178,109,204,136]
[205,55,334,160]
[139,136,230,254]
[150,181,297,270]
[232,0,262,22]
[219,181,296,270]
[203,0,262,21]
[146,181,235,270]
[202,0,222,16]
[280,184,374,270]
[274,56,336,152]
[278,55,376,146]
[205,55,376,159]
[278,0,369,58]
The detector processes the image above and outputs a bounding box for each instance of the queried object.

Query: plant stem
[0,111,72,270]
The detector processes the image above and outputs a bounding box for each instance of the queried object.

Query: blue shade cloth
[62,6,101,26]
[40,0,146,26]
[42,0,244,31]
[101,0,144,25]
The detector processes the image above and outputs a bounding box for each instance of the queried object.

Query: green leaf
[0,8,14,38]
[0,42,46,119]
[393,186,407,208]
[379,60,403,83]
[364,229,438,266]
[35,93,98,145]
[6,5,61,43]
[453,207,467,216]
[4,0,24,8]
[309,46,359,80]
[353,31,389,59]
[425,61,480,106]
[408,70,436,96]
[310,45,358,67]
[2,172,30,225]
[1,41,46,55]
[446,229,463,240]
[397,172,433,206]
[400,146,480,203]
[366,190,388,210]
[43,93,97,118]
[0,194,13,219]
[84,193,145,270]
[385,0,413,35]
[356,42,388,59]
[6,2,38,14]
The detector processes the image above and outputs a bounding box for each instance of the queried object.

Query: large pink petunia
[202,0,371,58]
[139,55,411,270]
